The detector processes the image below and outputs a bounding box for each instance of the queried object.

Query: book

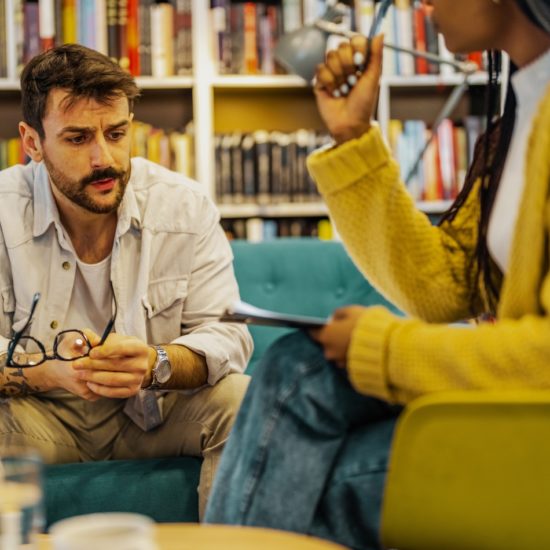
[79,0,97,50]
[282,0,302,34]
[95,0,108,54]
[355,0,375,36]
[117,0,130,71]
[174,0,192,75]
[243,2,258,74]
[127,0,140,74]
[229,2,245,74]
[245,218,263,243]
[106,0,119,63]
[394,0,415,77]
[39,0,56,51]
[23,0,41,64]
[62,0,77,44]
[211,0,230,73]
[220,300,326,329]
[412,0,428,74]
[151,0,175,77]
[0,0,6,77]
[138,0,152,75]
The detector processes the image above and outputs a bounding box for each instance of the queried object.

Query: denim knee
[252,330,328,390]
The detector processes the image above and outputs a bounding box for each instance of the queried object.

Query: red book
[127,0,140,75]
[413,3,428,74]
[468,51,484,70]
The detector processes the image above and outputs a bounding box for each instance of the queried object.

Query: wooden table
[38,523,348,549]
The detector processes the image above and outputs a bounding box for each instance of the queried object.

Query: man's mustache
[80,167,125,188]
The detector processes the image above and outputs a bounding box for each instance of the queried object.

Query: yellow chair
[380,391,550,550]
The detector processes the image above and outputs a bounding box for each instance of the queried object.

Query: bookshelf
[0,0,504,239]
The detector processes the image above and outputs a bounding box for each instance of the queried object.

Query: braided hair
[439,53,517,313]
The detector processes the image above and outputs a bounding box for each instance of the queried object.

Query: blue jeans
[205,331,401,550]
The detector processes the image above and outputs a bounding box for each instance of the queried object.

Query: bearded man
[0,44,252,519]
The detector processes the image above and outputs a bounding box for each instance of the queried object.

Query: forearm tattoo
[0,366,40,398]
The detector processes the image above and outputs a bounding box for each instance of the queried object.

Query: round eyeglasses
[5,289,117,368]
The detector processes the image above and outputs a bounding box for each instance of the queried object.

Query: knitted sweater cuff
[347,306,401,403]
[306,125,392,197]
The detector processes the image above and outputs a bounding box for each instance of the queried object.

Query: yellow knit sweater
[307,85,550,405]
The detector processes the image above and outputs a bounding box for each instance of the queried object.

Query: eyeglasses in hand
[4,289,117,368]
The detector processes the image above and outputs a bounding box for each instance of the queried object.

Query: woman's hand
[313,34,384,145]
[309,305,367,368]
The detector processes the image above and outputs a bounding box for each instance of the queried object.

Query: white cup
[49,513,157,550]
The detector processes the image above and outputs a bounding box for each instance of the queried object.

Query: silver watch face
[154,359,172,384]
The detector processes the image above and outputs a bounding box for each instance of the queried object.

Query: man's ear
[19,122,43,162]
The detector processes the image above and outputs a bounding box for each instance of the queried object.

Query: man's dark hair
[20,44,141,139]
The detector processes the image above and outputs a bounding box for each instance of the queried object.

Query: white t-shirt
[488,49,550,273]
[63,255,113,338]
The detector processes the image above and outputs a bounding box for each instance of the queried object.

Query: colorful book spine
[117,0,130,70]
[243,2,258,74]
[39,0,56,50]
[127,0,140,74]
[150,0,174,77]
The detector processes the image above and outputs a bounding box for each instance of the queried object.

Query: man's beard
[43,154,130,215]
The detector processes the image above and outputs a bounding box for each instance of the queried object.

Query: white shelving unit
[0,79,19,91]
[135,76,194,90]
[212,75,309,89]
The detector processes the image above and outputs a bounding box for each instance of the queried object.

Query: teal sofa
[44,238,398,527]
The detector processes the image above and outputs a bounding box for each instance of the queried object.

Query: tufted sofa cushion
[231,238,400,373]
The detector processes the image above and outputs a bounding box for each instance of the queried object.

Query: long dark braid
[439,51,518,313]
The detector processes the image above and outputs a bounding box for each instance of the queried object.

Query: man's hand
[72,331,154,399]
[45,333,102,401]
[309,305,367,369]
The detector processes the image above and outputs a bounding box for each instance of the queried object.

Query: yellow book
[454,126,468,195]
[7,137,22,167]
[317,219,333,241]
[146,129,162,164]
[388,119,403,158]
[170,131,193,178]
[131,120,152,158]
[422,133,439,202]
[62,0,77,44]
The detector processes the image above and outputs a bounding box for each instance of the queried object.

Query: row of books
[0,0,485,81]
[0,0,192,79]
[361,0,485,78]
[0,138,27,170]
[221,216,334,241]
[210,0,485,78]
[0,120,194,175]
[211,0,348,76]
[389,115,485,202]
[214,129,331,205]
[132,120,194,177]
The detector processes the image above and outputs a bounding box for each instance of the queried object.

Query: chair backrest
[230,238,399,373]
[380,390,550,550]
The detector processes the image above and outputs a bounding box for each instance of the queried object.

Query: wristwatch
[145,346,172,390]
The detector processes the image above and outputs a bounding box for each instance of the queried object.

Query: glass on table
[0,446,44,549]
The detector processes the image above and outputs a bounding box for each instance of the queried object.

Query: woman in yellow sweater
[205,1,550,548]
